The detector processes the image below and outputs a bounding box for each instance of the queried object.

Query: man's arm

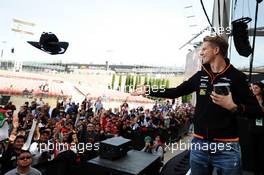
[146,72,200,99]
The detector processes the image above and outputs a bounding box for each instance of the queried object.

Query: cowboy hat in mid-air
[27,32,69,55]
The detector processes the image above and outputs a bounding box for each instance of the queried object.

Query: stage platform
[87,150,160,175]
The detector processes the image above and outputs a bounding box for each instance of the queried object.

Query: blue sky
[0,0,263,68]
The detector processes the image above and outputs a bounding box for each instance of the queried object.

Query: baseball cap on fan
[27,32,69,55]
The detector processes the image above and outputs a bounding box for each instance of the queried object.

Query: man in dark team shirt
[132,35,264,175]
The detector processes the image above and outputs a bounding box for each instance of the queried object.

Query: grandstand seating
[0,70,152,103]
[0,72,72,97]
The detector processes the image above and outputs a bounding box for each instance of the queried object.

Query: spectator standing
[4,150,41,175]
[133,35,263,174]
[250,82,264,174]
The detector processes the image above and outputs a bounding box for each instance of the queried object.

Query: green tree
[144,77,148,85]
[130,75,135,90]
[111,74,115,89]
[151,78,155,88]
[135,75,139,89]
[165,79,170,88]
[125,75,130,92]
[153,78,157,86]
[161,79,166,88]
[118,75,122,91]
[148,78,152,87]
[139,76,142,85]
[157,79,161,88]
[182,94,192,103]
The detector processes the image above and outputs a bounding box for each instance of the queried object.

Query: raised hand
[12,115,19,129]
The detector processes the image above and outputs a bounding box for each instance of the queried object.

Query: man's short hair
[40,129,51,136]
[203,35,228,57]
[14,135,26,142]
[19,149,32,155]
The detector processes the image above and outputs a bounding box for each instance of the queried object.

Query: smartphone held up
[213,83,230,96]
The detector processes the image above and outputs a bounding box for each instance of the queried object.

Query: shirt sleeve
[148,72,200,99]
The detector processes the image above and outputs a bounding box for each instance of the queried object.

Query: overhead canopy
[248,26,264,36]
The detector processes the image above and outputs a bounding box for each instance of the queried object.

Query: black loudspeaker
[99,136,131,160]
[232,17,252,57]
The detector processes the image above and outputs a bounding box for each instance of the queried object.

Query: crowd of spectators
[0,96,194,175]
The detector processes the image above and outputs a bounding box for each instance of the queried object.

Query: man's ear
[214,47,220,55]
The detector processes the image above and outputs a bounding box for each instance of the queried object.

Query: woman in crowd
[252,82,264,112]
[251,81,264,175]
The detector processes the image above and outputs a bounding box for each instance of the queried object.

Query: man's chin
[202,58,210,64]
[20,163,31,167]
